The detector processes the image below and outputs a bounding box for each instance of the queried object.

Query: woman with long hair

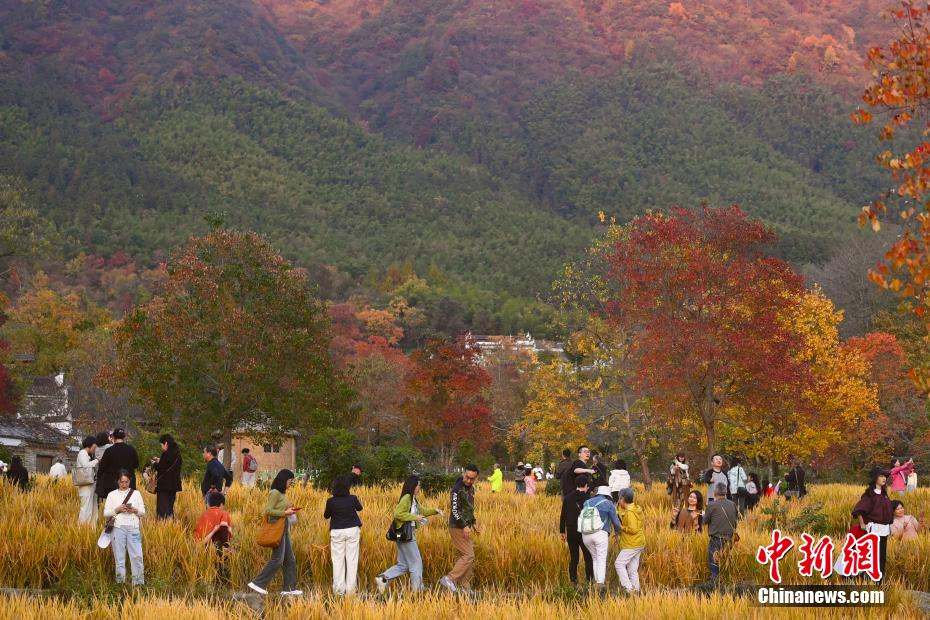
[324,474,363,595]
[851,467,894,582]
[153,433,183,519]
[670,490,704,533]
[76,436,99,523]
[248,469,301,596]
[374,475,443,593]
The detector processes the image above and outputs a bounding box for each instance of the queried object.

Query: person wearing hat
[852,466,894,582]
[580,485,621,589]
[523,464,537,496]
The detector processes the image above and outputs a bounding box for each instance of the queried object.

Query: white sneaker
[281,589,303,596]
[375,575,389,594]
[247,582,267,595]
[439,575,458,593]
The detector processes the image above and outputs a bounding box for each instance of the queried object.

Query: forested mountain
[0,0,899,324]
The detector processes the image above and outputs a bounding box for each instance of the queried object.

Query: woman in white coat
[75,435,99,524]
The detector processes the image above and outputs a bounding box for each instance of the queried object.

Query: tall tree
[551,218,657,486]
[604,206,810,460]
[103,229,351,469]
[404,335,492,469]
[512,359,586,466]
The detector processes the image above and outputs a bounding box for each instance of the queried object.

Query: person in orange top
[194,492,233,552]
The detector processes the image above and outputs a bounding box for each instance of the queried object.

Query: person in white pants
[580,486,622,587]
[241,448,258,488]
[614,487,645,594]
[75,436,99,524]
[323,475,363,595]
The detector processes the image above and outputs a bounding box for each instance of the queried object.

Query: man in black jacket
[560,474,593,586]
[439,464,479,593]
[201,445,227,506]
[95,428,139,500]
[555,449,573,496]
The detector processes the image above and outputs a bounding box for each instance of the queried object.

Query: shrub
[359,445,423,485]
[417,470,459,496]
[545,477,561,496]
[299,427,356,489]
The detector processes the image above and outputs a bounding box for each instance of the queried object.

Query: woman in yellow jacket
[614,487,645,594]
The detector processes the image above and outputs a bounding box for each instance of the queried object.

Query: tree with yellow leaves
[512,359,587,466]
[722,288,878,472]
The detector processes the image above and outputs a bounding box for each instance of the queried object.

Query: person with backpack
[241,448,258,488]
[615,487,645,594]
[579,485,621,590]
[375,475,443,593]
[703,454,728,503]
[560,474,593,587]
[727,457,748,514]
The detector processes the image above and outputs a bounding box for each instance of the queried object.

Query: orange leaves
[668,2,686,18]
[851,108,872,125]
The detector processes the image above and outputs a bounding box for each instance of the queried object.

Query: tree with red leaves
[846,332,930,464]
[604,205,811,460]
[404,335,492,469]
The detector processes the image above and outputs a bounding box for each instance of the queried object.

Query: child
[194,492,233,553]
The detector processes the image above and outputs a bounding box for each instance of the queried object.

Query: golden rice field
[1,476,929,617]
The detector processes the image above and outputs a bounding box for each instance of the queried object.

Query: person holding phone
[103,470,146,585]
[248,469,302,596]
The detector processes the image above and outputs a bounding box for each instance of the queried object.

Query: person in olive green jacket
[375,475,443,593]
[248,470,302,596]
[614,487,646,594]
[488,464,503,493]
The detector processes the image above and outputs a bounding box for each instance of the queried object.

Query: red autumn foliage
[604,205,811,458]
[404,335,492,458]
[845,332,929,462]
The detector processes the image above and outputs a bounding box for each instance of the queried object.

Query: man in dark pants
[560,474,594,587]
[95,428,139,501]
[201,445,227,507]
[555,449,573,496]
[704,483,738,581]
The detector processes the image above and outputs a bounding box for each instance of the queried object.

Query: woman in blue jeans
[248,470,301,596]
[103,470,146,585]
[375,475,443,593]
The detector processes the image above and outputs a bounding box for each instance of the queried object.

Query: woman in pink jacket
[890,459,914,494]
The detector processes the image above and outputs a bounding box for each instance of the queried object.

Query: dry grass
[0,591,924,620]
[0,477,928,616]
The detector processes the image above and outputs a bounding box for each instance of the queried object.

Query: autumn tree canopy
[104,229,351,469]
[604,205,811,461]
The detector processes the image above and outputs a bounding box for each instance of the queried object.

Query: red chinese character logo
[838,532,881,581]
[797,533,834,578]
[756,529,795,583]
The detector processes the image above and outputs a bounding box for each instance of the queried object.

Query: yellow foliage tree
[512,359,587,465]
[723,288,878,466]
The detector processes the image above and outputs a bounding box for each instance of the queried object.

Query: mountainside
[0,0,901,325]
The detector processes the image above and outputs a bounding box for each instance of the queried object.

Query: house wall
[6,442,72,473]
[230,435,296,483]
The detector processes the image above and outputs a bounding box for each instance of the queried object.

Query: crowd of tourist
[1,430,924,596]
